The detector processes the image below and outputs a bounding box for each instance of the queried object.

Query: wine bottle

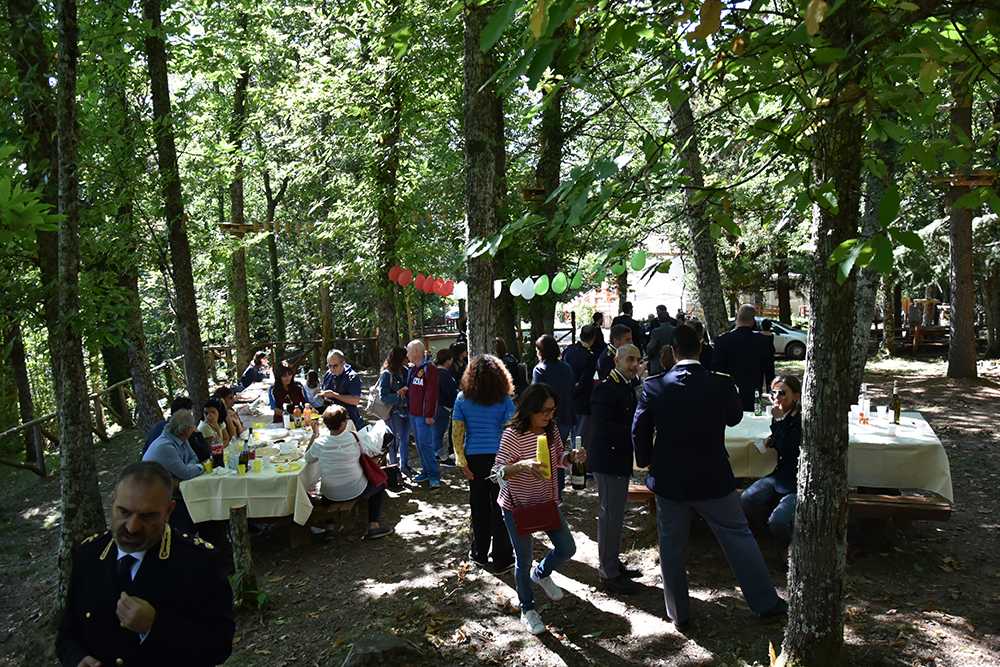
[891,381,901,424]
[570,437,586,490]
[754,390,763,416]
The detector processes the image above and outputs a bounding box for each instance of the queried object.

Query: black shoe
[672,618,691,634]
[490,560,515,574]
[600,575,641,595]
[759,599,788,619]
[363,526,394,540]
[468,551,490,568]
[618,562,642,579]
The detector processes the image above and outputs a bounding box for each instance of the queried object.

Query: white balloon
[509,278,523,296]
[521,277,535,300]
[453,281,468,299]
[493,280,504,298]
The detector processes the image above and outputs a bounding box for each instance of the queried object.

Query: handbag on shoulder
[352,432,388,487]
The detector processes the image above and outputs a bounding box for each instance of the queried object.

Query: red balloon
[388,265,401,282]
[433,278,446,295]
[414,273,426,290]
[397,269,413,287]
[442,280,455,296]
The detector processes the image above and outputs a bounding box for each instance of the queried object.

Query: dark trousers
[467,453,513,566]
[323,481,386,523]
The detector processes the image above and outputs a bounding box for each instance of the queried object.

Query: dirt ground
[2,358,998,666]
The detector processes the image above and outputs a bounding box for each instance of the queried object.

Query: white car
[724,317,808,360]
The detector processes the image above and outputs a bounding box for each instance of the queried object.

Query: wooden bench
[289,497,360,548]
[626,484,952,522]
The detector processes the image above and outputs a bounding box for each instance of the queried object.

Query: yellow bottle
[535,435,551,479]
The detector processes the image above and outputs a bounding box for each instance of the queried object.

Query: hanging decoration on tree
[386,266,456,296]
[490,247,649,301]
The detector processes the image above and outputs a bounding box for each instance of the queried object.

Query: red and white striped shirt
[495,427,570,511]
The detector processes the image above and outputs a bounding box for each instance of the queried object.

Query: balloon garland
[386,265,456,296]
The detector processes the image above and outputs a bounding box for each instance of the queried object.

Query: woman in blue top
[378,347,412,474]
[452,355,516,573]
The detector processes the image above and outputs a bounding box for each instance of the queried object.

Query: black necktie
[117,554,136,591]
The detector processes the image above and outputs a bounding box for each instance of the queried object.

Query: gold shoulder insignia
[158,524,172,560]
[193,536,215,550]
[711,371,731,378]
[80,532,103,545]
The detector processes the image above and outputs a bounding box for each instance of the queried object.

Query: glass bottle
[891,381,901,424]
[570,436,586,490]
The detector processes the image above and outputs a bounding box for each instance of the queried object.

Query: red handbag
[512,500,561,535]
[353,433,388,487]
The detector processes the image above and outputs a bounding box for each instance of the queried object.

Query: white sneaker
[530,565,564,601]
[521,609,545,635]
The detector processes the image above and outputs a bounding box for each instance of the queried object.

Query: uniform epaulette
[711,371,731,378]
[192,536,216,550]
[80,532,104,545]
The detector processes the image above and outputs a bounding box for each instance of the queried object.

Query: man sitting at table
[143,409,207,533]
[305,406,393,540]
[316,349,365,430]
[740,375,802,544]
[238,350,270,390]
[142,396,211,463]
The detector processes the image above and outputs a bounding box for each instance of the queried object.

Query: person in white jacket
[305,406,393,540]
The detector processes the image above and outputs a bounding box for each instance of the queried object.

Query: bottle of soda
[570,437,586,490]
[891,381,901,424]
[754,390,763,416]
[211,440,224,468]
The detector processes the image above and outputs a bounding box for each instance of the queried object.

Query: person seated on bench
[304,406,393,540]
[740,374,802,543]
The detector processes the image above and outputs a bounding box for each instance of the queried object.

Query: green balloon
[534,274,550,295]
[611,262,626,276]
[551,272,568,294]
[630,250,647,271]
[570,271,583,290]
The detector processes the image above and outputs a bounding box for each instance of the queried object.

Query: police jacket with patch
[712,326,775,412]
[587,369,639,476]
[632,361,744,501]
[56,527,234,667]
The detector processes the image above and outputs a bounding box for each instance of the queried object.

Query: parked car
[724,317,808,360]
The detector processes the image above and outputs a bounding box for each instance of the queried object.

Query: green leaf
[870,234,894,273]
[877,185,901,226]
[480,0,525,52]
[834,240,864,284]
[526,39,560,89]
[813,47,847,64]
[889,228,924,251]
[954,188,984,209]
[829,238,859,264]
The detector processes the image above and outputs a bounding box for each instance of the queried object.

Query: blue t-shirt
[322,364,364,429]
[453,392,516,457]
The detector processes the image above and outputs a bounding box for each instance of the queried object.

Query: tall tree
[54,0,106,609]
[228,26,253,374]
[263,169,289,363]
[141,0,210,411]
[780,4,867,665]
[668,89,729,338]
[463,1,502,357]
[945,62,977,378]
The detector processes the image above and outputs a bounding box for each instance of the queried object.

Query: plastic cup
[237,464,247,476]
[850,406,860,424]
[253,459,263,473]
[203,460,213,474]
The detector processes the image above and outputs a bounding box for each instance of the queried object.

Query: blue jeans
[741,477,797,543]
[434,406,452,459]
[501,508,576,612]
[388,411,410,470]
[410,416,440,483]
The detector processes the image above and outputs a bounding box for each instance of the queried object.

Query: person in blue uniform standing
[632,325,786,630]
[712,305,775,412]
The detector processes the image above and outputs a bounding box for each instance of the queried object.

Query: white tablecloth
[180,426,321,525]
[724,411,954,502]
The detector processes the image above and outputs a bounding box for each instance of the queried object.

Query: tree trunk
[6,0,62,390]
[142,0,209,413]
[320,282,333,359]
[55,0,107,613]
[228,42,252,374]
[6,326,37,463]
[776,258,792,323]
[668,91,728,338]
[373,0,404,363]
[882,275,897,357]
[494,286,517,356]
[463,1,501,357]
[946,63,977,378]
[100,343,132,428]
[780,6,865,665]
[850,137,895,396]
[263,171,289,364]
[616,272,629,314]
[120,271,164,434]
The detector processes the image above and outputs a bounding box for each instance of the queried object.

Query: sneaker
[530,565,564,601]
[520,609,545,635]
[412,473,430,483]
[600,575,641,595]
[759,598,788,619]
[468,551,490,568]
[401,466,418,479]
[428,480,441,490]
[363,526,394,540]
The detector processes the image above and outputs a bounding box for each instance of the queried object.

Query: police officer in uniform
[57,462,234,667]
[588,344,643,595]
[712,304,775,412]
[632,325,785,630]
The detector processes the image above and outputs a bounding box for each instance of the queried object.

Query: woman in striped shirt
[493,384,587,635]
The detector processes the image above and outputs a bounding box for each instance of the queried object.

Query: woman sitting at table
[270,363,308,424]
[304,369,325,409]
[212,386,245,440]
[305,406,393,540]
[740,374,802,543]
[198,398,230,448]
